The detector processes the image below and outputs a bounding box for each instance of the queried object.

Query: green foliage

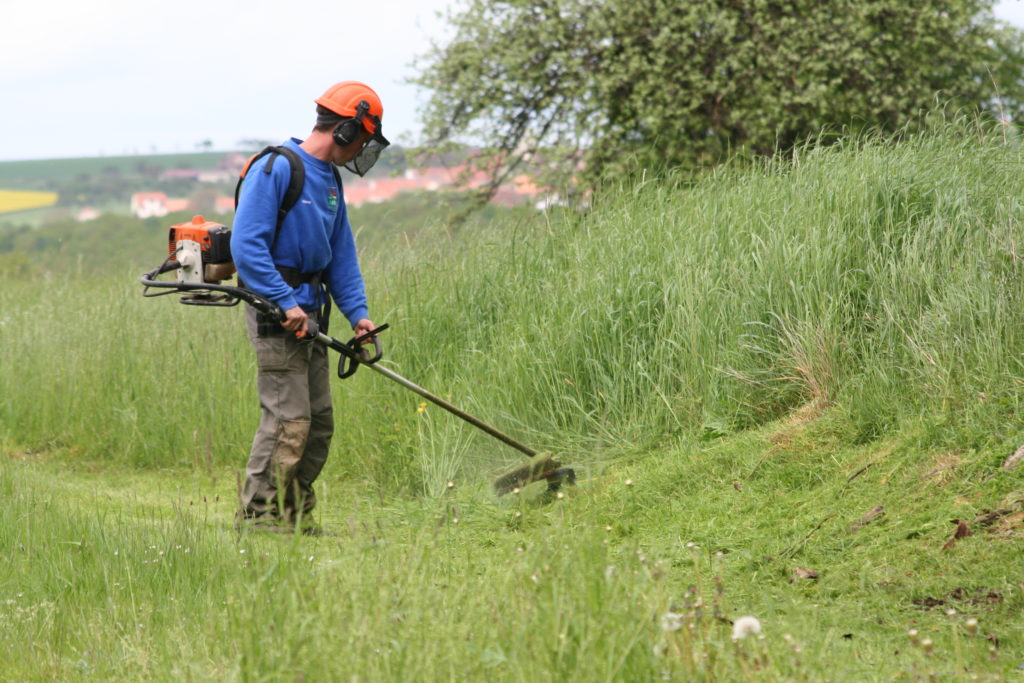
[0,211,223,276]
[348,189,538,252]
[415,0,1024,190]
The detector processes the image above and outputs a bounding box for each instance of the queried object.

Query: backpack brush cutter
[140,215,575,496]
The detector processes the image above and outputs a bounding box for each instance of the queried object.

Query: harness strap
[253,266,333,337]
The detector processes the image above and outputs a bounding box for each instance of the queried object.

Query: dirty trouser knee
[241,308,333,521]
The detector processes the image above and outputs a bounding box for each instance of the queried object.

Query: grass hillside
[0,117,1022,679]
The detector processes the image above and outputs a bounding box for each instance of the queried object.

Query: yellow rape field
[0,189,58,214]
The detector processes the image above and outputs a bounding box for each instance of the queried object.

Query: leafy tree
[414,0,1024,193]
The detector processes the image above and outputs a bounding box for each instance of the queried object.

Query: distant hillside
[0,152,233,188]
[0,147,414,230]
[0,189,537,280]
[0,147,410,190]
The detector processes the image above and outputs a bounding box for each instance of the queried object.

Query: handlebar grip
[338,324,389,379]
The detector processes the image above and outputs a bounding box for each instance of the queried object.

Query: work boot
[235,509,294,535]
[292,513,329,537]
[299,522,324,537]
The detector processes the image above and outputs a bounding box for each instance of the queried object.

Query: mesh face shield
[344,114,389,177]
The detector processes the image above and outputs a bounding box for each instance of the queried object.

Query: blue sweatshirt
[230,138,368,327]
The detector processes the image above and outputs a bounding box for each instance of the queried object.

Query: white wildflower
[661,612,684,632]
[732,616,761,640]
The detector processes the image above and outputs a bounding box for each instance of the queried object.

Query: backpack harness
[235,145,341,335]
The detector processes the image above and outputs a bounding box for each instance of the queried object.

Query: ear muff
[332,100,370,147]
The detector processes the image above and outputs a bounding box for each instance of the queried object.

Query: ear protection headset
[333,100,370,147]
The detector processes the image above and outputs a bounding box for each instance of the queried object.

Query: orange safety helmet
[315,81,384,136]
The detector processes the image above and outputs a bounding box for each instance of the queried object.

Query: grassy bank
[1,410,1021,680]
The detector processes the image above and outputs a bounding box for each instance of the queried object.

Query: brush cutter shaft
[307,324,538,458]
[140,263,540,460]
[365,362,539,458]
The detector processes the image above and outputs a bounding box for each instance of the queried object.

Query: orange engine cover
[168,215,233,264]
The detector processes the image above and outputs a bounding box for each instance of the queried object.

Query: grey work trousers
[240,306,333,522]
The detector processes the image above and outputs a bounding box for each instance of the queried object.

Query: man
[231,81,389,533]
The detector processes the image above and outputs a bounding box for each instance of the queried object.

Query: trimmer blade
[493,454,561,496]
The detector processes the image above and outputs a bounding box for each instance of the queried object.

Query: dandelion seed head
[661,611,684,632]
[732,616,761,640]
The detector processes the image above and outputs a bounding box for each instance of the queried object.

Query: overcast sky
[2,0,1023,162]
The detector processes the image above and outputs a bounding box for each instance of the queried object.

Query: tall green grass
[2,116,1023,680]
[2,117,1024,494]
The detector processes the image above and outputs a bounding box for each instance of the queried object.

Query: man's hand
[281,306,308,333]
[353,318,376,343]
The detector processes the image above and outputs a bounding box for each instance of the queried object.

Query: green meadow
[1,118,1022,680]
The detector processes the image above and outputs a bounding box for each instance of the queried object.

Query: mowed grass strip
[0,189,58,213]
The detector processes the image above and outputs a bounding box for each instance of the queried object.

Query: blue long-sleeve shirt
[231,138,369,327]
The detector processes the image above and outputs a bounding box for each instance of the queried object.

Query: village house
[131,153,550,219]
[129,192,194,219]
